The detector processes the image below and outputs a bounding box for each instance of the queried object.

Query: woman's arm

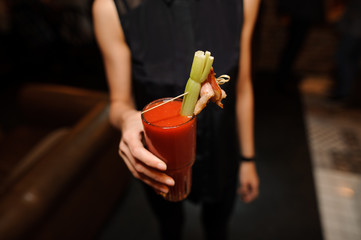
[92,0,174,193]
[93,0,133,128]
[236,0,260,203]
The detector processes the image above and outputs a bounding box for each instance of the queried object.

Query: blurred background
[0,0,360,240]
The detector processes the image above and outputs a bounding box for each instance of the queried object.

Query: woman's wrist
[110,101,137,130]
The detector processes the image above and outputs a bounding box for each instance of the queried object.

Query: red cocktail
[141,98,196,202]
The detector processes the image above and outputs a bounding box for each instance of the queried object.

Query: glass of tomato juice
[141,98,196,202]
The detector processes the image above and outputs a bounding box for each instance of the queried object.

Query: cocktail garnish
[141,92,189,114]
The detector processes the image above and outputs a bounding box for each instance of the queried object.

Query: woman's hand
[118,110,175,193]
[237,161,259,203]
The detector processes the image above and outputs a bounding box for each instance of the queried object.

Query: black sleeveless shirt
[114,0,244,202]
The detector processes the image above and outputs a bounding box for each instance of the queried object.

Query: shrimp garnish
[193,68,229,115]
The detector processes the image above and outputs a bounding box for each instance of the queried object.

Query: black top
[114,0,243,202]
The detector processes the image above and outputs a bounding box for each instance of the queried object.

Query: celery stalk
[181,51,213,116]
[189,51,206,82]
[200,55,214,82]
[182,79,201,115]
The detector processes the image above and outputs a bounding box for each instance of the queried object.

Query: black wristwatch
[238,155,255,162]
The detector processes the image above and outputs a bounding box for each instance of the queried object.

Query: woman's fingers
[117,111,175,193]
[130,143,167,171]
[238,162,259,203]
[238,182,259,203]
[132,159,175,186]
[138,173,171,194]
[123,130,167,171]
[119,139,174,192]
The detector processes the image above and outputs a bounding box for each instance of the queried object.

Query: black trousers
[143,181,237,240]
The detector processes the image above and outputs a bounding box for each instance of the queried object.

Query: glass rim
[141,97,195,129]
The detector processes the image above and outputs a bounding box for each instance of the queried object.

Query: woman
[93,0,260,239]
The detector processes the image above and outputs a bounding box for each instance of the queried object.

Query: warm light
[23,192,37,203]
[337,187,355,198]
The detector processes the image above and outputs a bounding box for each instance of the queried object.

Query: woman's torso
[114,0,243,202]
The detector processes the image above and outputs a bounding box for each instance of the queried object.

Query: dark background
[1,0,360,239]
[0,0,107,93]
